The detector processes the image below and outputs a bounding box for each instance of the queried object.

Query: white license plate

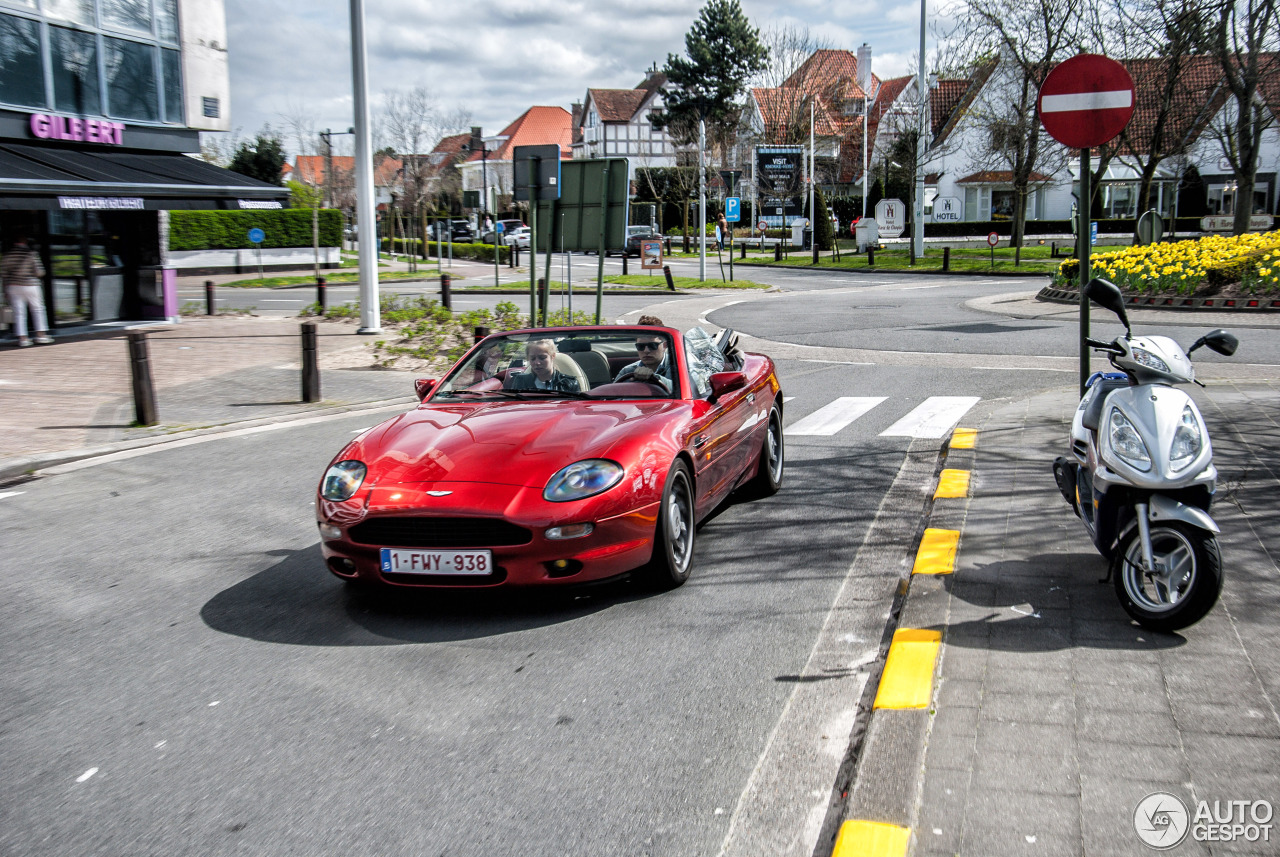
[379,548,493,576]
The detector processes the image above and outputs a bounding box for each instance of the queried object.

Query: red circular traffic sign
[757,220,767,232]
[1037,54,1135,149]
[987,231,1000,247]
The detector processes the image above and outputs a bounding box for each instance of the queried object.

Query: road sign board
[987,231,1000,247]
[514,144,563,201]
[874,199,906,238]
[757,219,768,232]
[932,196,964,223]
[1037,53,1135,149]
[248,227,265,244]
[725,197,741,222]
[495,222,505,233]
[640,239,663,269]
[1090,221,1098,246]
[1201,214,1274,232]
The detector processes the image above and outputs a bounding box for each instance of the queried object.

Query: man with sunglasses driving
[614,315,674,393]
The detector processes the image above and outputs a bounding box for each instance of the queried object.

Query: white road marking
[352,427,369,433]
[0,491,25,499]
[155,741,167,749]
[259,299,304,303]
[786,397,886,436]
[783,396,795,403]
[971,365,1073,373]
[76,768,98,783]
[208,700,220,707]
[797,358,875,366]
[880,396,980,438]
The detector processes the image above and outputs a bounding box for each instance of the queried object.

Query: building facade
[0,0,286,328]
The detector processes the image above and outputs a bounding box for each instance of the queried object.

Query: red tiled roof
[588,88,648,122]
[466,106,573,162]
[957,170,1053,183]
[1104,55,1230,158]
[784,49,879,102]
[753,87,844,142]
[292,155,400,186]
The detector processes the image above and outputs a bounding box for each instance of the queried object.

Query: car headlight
[544,460,624,502]
[321,460,367,501]
[1108,409,1152,472]
[1169,405,1203,471]
[1131,348,1169,373]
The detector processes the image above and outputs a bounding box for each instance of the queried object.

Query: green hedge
[169,209,343,251]
[381,238,509,264]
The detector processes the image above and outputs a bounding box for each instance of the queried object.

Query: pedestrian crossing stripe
[785,397,887,436]
[873,628,942,709]
[913,528,959,575]
[831,820,910,857]
[783,396,980,439]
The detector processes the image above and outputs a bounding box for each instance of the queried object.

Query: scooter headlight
[1169,405,1203,472]
[1108,409,1152,472]
[1131,348,1169,373]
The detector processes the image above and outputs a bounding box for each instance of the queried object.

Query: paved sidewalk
[835,382,1280,856]
[0,314,415,477]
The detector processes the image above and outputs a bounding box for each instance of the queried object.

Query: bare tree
[955,0,1089,261]
[1201,0,1279,233]
[198,129,243,167]
[748,24,837,145]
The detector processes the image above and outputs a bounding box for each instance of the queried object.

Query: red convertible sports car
[316,324,783,589]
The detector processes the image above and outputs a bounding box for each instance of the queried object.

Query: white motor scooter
[1052,278,1239,631]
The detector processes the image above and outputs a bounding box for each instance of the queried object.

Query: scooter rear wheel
[1111,521,1222,632]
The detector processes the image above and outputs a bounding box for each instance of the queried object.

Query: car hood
[359,399,685,487]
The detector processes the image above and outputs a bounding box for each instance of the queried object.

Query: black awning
[0,143,291,211]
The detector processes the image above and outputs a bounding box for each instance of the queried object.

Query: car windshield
[431,329,680,401]
[627,226,651,235]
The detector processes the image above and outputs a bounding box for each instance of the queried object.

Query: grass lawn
[733,242,1127,275]
[219,269,454,288]
[459,273,769,291]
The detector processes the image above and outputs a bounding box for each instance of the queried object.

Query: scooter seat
[1082,376,1130,431]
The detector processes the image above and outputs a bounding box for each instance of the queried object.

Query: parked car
[481,219,525,245]
[624,225,663,257]
[432,219,474,242]
[503,226,531,250]
[315,324,781,590]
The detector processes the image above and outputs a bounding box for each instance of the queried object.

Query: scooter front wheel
[1112,521,1223,632]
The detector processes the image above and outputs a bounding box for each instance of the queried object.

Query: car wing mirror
[414,378,438,400]
[1190,329,1238,356]
[1084,277,1130,334]
[709,371,747,401]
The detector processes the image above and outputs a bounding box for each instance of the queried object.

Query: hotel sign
[30,112,125,145]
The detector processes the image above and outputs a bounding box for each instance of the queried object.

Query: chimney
[857,43,872,95]
[469,126,482,152]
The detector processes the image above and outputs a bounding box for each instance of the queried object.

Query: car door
[681,340,754,516]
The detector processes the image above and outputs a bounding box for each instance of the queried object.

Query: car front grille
[349,517,532,548]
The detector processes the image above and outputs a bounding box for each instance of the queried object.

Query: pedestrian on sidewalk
[2,235,53,347]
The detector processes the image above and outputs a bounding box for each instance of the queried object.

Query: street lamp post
[699,116,706,282]
[349,0,380,334]
[464,137,498,287]
[912,0,928,261]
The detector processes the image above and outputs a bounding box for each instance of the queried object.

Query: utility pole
[349,0,380,333]
[699,116,706,282]
[912,0,928,261]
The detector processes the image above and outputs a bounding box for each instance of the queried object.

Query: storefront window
[100,0,152,36]
[156,0,178,43]
[51,26,101,116]
[44,0,93,25]
[161,48,182,123]
[991,190,1016,220]
[0,13,46,109]
[104,36,158,122]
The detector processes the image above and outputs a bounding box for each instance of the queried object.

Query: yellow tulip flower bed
[1054,231,1280,295]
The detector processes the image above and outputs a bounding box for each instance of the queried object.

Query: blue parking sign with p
[496,222,504,233]
[725,197,741,222]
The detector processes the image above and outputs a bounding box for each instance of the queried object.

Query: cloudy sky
[223,0,946,154]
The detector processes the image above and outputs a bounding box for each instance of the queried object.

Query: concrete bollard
[474,325,490,344]
[301,322,320,403]
[663,265,676,291]
[868,247,875,267]
[622,254,628,276]
[942,247,951,272]
[440,273,452,311]
[205,280,215,316]
[128,332,158,425]
[317,276,327,312]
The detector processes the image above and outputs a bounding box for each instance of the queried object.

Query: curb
[830,428,977,857]
[731,260,1055,278]
[0,395,415,484]
[1037,285,1280,312]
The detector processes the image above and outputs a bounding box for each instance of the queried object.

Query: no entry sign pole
[1038,53,1135,396]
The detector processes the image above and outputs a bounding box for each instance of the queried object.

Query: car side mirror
[414,378,437,400]
[1084,277,1130,334]
[709,371,747,401]
[1190,329,1238,357]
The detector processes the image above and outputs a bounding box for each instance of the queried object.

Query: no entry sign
[1037,54,1135,149]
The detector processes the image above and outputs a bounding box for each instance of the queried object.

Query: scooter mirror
[1199,329,1238,356]
[1084,277,1130,332]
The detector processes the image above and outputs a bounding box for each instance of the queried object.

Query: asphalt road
[8,266,1279,856]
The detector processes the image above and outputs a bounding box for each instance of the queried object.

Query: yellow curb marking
[934,468,971,499]
[912,528,959,575]
[873,628,943,710]
[832,819,911,857]
[950,427,977,449]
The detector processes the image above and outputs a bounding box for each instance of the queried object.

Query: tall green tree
[228,130,287,186]
[650,0,769,148]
